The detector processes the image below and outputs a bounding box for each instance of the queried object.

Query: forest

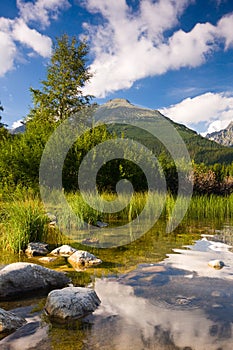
[0,34,233,253]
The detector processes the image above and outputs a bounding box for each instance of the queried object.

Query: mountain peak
[206,120,233,147]
[105,98,133,108]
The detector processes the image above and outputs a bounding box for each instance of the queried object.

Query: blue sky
[1,0,233,134]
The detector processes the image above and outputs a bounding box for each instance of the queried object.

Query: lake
[1,219,233,350]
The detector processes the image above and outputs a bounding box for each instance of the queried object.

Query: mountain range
[206,121,233,147]
[94,99,233,165]
[10,98,233,164]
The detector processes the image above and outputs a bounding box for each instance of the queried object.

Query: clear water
[1,220,233,350]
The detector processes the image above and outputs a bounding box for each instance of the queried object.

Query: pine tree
[30,34,93,122]
[0,101,4,127]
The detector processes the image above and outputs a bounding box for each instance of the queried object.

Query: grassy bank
[0,189,233,252]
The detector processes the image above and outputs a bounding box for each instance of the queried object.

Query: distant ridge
[206,121,233,147]
[95,98,233,164]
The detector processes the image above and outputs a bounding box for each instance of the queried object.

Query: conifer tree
[30,34,93,122]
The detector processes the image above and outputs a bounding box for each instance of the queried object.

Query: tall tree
[30,34,93,122]
[0,101,4,127]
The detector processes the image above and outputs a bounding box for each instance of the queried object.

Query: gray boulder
[0,308,26,335]
[68,250,102,268]
[0,262,70,300]
[45,286,101,321]
[50,244,77,257]
[25,242,49,257]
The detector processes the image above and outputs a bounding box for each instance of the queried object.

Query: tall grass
[1,190,232,253]
[185,194,233,221]
[67,191,233,224]
[1,195,49,253]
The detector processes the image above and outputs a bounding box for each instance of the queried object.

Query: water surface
[1,220,233,350]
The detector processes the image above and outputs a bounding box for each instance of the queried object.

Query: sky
[1,0,233,135]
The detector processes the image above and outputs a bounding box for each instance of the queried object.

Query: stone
[45,286,101,321]
[68,250,102,268]
[0,262,70,300]
[208,260,225,269]
[38,257,57,264]
[25,242,49,257]
[46,212,57,222]
[0,308,26,335]
[96,221,108,228]
[50,245,77,257]
[48,221,57,227]
[82,237,99,245]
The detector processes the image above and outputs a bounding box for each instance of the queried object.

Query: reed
[1,196,49,253]
[1,190,232,252]
[65,191,233,223]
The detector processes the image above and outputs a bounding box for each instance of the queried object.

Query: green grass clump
[185,193,233,221]
[1,197,49,253]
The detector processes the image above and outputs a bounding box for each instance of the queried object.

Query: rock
[82,238,99,245]
[46,212,57,222]
[45,286,101,321]
[50,245,77,257]
[68,250,102,268]
[38,257,57,264]
[0,308,26,335]
[49,221,57,227]
[208,260,225,269]
[0,262,70,300]
[96,221,108,228]
[25,242,49,257]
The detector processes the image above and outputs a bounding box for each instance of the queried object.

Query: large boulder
[0,262,70,300]
[25,242,49,257]
[50,245,77,257]
[0,308,26,335]
[45,287,101,321]
[68,250,102,268]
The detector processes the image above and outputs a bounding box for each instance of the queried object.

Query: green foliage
[30,34,93,122]
[0,34,94,191]
[1,193,49,253]
[0,101,5,128]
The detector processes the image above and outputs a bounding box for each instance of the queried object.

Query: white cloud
[0,28,17,77]
[0,0,70,77]
[12,18,52,57]
[82,0,233,98]
[159,92,233,133]
[12,119,24,129]
[16,0,71,29]
[217,13,233,49]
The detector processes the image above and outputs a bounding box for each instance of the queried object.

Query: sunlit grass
[0,189,232,252]
[1,194,49,253]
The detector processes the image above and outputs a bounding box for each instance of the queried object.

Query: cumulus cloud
[0,29,17,77]
[12,119,24,129]
[159,92,233,133]
[12,18,52,57]
[0,0,70,76]
[82,0,233,98]
[16,0,70,29]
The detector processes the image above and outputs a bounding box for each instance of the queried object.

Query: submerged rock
[45,286,101,321]
[0,262,70,300]
[82,237,99,245]
[68,250,102,268]
[25,242,49,257]
[0,308,26,335]
[38,257,58,264]
[96,221,108,228]
[208,260,225,269]
[50,245,77,257]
